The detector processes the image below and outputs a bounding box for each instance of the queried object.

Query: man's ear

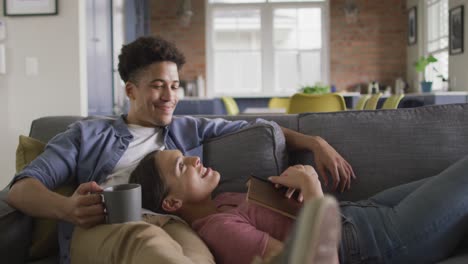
[125,82,137,100]
[162,197,183,212]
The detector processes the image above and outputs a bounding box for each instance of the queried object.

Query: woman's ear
[162,197,183,212]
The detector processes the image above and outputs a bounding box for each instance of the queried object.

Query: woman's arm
[264,236,284,261]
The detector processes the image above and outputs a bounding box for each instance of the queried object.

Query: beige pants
[71,219,214,264]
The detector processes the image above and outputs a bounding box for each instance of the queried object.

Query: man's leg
[71,221,194,264]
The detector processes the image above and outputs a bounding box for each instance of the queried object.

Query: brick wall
[150,0,407,92]
[150,0,206,83]
[331,0,407,91]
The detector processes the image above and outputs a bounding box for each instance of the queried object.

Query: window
[425,0,449,91]
[207,0,328,96]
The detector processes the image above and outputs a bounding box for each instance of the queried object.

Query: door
[87,0,113,115]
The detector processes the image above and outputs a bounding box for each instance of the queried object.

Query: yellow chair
[221,96,239,115]
[363,93,382,110]
[355,95,371,110]
[287,93,347,114]
[268,97,290,111]
[382,94,404,109]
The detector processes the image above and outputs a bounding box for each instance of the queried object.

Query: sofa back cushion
[29,116,84,142]
[295,104,468,201]
[203,123,288,197]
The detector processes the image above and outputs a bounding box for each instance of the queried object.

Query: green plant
[414,55,438,81]
[299,83,330,94]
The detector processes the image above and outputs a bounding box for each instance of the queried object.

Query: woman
[129,149,468,264]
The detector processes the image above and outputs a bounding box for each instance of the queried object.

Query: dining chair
[355,95,371,110]
[363,93,382,110]
[221,96,239,115]
[268,97,290,111]
[382,94,404,109]
[287,93,347,114]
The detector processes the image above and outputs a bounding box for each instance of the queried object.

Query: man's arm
[280,127,355,192]
[7,178,105,228]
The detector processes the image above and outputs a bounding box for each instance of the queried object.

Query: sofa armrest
[0,188,33,264]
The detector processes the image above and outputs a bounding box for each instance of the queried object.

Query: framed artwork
[4,0,58,16]
[449,5,464,55]
[408,7,417,45]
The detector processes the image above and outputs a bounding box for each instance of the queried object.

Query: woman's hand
[269,165,324,202]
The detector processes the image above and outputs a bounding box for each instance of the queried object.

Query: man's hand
[313,137,356,192]
[281,126,356,193]
[63,181,105,228]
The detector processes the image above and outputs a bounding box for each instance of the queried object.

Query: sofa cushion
[296,104,468,201]
[29,116,84,143]
[203,122,288,197]
[16,136,47,173]
[15,136,75,260]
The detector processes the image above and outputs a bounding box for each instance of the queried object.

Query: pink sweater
[192,192,294,264]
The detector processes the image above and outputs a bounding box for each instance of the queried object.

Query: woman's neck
[177,199,219,225]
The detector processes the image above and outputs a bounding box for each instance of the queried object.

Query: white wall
[449,0,468,91]
[0,2,87,188]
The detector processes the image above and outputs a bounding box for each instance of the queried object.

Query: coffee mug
[102,183,142,224]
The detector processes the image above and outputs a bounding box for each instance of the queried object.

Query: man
[7,36,354,263]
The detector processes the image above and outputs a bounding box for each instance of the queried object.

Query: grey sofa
[2,103,468,263]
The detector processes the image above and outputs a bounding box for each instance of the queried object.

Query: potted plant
[415,55,438,93]
[299,83,330,94]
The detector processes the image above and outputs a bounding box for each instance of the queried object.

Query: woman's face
[155,150,220,203]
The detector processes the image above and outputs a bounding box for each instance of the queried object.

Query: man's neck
[177,199,219,225]
[125,113,143,126]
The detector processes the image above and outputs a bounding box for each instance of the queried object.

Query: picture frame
[4,0,58,16]
[408,7,417,45]
[449,5,464,55]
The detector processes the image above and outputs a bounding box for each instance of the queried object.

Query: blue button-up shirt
[13,115,263,263]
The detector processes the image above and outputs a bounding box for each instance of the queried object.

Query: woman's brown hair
[129,150,170,214]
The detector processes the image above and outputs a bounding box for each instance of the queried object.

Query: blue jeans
[339,155,468,264]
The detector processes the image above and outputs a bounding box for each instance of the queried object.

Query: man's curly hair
[118,36,186,83]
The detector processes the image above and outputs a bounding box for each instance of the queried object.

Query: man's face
[126,61,179,127]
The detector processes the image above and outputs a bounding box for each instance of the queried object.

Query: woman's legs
[368,177,430,207]
[383,156,468,263]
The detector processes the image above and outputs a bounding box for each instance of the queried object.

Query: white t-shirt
[100,124,165,189]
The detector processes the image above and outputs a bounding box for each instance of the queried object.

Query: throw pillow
[15,135,75,260]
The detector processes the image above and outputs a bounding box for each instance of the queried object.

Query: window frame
[205,0,330,97]
[423,0,449,91]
